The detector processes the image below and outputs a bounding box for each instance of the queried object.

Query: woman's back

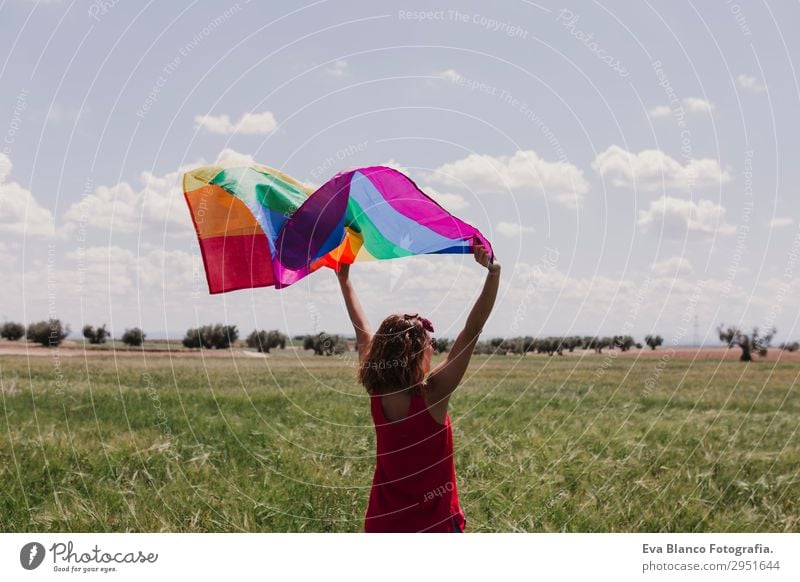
[364,391,465,532]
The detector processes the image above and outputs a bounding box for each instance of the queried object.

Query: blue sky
[1,0,798,344]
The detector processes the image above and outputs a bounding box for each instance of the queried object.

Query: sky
[0,0,798,344]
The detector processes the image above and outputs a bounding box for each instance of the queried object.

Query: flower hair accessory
[403,313,434,333]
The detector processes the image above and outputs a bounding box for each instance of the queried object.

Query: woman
[336,238,501,532]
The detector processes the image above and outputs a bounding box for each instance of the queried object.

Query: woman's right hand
[473,237,500,273]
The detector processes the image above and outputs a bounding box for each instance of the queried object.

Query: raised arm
[426,240,501,420]
[336,263,373,362]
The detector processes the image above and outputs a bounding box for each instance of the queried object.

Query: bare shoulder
[421,379,449,425]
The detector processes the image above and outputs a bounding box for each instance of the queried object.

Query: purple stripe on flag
[275,171,351,270]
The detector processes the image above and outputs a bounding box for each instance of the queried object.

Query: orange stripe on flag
[185,185,264,239]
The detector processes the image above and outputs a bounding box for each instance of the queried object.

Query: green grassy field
[1,351,797,532]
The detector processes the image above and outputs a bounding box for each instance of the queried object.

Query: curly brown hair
[358,314,431,395]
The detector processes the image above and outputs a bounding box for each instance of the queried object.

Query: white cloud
[62,165,194,237]
[638,196,735,237]
[649,98,714,119]
[63,182,138,231]
[194,114,236,134]
[420,186,468,211]
[64,245,136,295]
[353,161,468,210]
[437,68,462,82]
[737,74,766,93]
[64,245,199,295]
[219,148,315,193]
[592,145,731,192]
[0,241,20,266]
[648,105,672,119]
[377,159,409,174]
[0,153,56,236]
[135,248,199,291]
[512,261,631,304]
[235,111,278,134]
[333,255,477,303]
[215,148,255,165]
[427,150,590,208]
[46,103,87,124]
[497,221,535,237]
[370,162,468,210]
[325,60,350,77]
[682,97,714,113]
[504,260,754,338]
[194,111,278,135]
[0,154,10,182]
[650,256,694,276]
[769,217,793,228]
[60,148,320,239]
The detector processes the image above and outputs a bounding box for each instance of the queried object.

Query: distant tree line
[0,322,688,355]
[181,325,291,352]
[8,321,294,352]
[471,335,643,356]
[0,319,146,348]
[296,332,453,356]
[3,319,795,365]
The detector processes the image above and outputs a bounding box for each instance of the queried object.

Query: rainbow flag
[183,162,495,293]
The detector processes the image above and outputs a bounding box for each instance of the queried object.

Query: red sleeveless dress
[364,392,466,532]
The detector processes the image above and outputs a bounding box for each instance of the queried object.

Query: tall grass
[1,352,797,532]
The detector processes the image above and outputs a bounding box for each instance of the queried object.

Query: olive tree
[644,334,664,350]
[26,319,70,347]
[121,328,146,347]
[246,330,288,353]
[718,324,776,362]
[82,324,109,344]
[0,322,25,341]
